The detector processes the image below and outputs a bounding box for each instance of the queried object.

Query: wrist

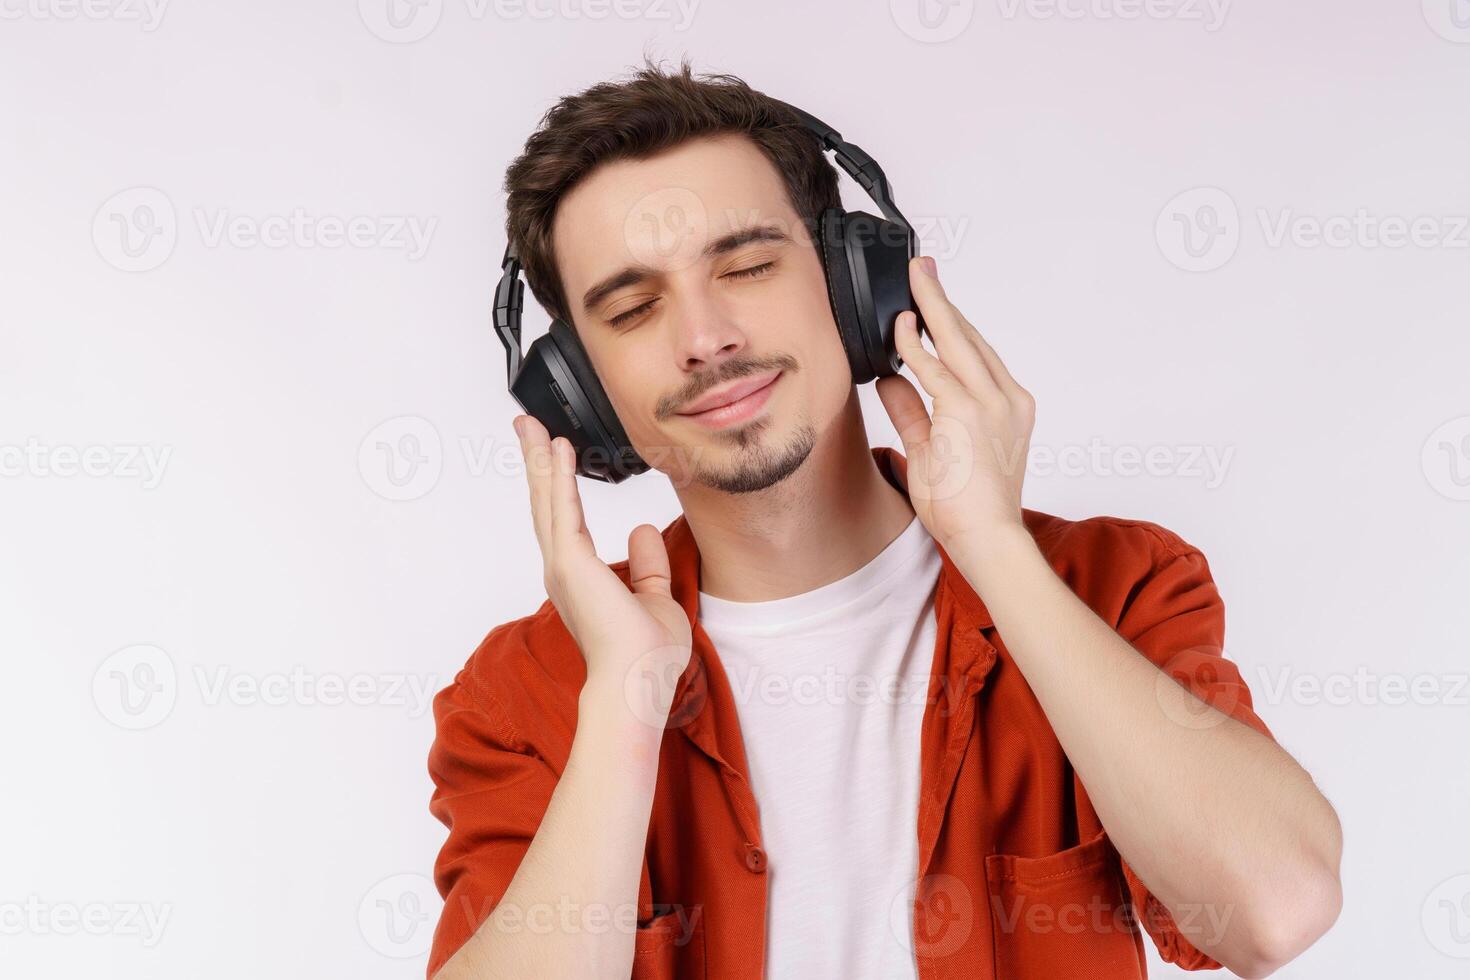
[580,662,682,735]
[575,672,671,775]
[949,521,1041,594]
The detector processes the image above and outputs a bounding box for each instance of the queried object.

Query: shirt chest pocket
[632,906,707,980]
[984,831,1145,980]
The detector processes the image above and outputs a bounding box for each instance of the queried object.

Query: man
[426,61,1342,980]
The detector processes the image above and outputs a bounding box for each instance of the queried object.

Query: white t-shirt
[696,514,942,980]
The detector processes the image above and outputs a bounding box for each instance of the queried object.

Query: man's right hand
[431,419,692,980]
[514,414,693,703]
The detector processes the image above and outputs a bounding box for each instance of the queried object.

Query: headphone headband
[768,100,916,243]
[493,243,525,383]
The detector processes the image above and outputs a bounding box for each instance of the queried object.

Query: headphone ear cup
[816,208,874,386]
[512,319,646,483]
[547,319,647,480]
[842,211,913,381]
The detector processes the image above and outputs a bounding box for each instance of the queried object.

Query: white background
[2,0,1468,977]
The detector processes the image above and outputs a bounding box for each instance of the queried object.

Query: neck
[673,390,917,603]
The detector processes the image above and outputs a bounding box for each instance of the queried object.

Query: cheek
[595,344,693,477]
[787,285,850,386]
[580,340,656,438]
[768,259,842,352]
[749,266,849,405]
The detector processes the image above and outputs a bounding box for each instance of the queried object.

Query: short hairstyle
[503,57,841,325]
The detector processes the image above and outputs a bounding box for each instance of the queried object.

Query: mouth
[676,370,782,430]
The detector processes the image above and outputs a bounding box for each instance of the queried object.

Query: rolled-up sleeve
[1111,527,1275,970]
[426,672,559,979]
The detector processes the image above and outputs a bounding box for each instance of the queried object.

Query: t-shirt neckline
[696,513,934,633]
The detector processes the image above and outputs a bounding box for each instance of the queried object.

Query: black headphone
[493,99,924,483]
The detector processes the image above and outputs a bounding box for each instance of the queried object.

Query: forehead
[550,133,802,301]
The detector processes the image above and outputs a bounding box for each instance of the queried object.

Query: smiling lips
[676,370,782,429]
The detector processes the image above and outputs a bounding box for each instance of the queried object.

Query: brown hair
[503,57,840,325]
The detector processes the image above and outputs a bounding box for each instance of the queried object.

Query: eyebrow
[580,223,792,315]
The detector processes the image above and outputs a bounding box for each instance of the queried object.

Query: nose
[672,285,747,373]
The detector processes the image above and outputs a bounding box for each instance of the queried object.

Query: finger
[875,372,932,456]
[910,258,1029,405]
[907,257,1001,397]
[893,310,971,404]
[962,321,1028,405]
[548,436,593,557]
[627,523,673,600]
[515,415,554,554]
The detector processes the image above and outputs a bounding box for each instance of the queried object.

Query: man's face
[550,133,852,494]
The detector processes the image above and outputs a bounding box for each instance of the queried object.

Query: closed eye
[609,298,657,328]
[606,262,776,328]
[724,261,775,281]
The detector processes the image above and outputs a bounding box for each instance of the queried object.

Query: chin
[678,415,818,495]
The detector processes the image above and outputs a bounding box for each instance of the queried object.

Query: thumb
[876,372,932,456]
[626,523,674,599]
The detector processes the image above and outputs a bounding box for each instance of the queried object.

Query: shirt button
[743,844,767,873]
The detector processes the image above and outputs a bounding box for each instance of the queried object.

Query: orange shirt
[427,445,1273,979]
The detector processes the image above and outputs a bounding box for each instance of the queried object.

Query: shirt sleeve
[1111,528,1274,971]
[425,671,560,980]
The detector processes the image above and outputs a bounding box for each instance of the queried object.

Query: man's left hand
[875,256,1036,567]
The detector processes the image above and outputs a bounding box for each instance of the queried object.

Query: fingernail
[513,416,526,438]
[920,256,938,279]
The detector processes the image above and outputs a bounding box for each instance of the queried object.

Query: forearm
[435,674,665,980]
[956,525,1342,975]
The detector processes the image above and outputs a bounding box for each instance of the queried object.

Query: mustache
[657,353,799,420]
